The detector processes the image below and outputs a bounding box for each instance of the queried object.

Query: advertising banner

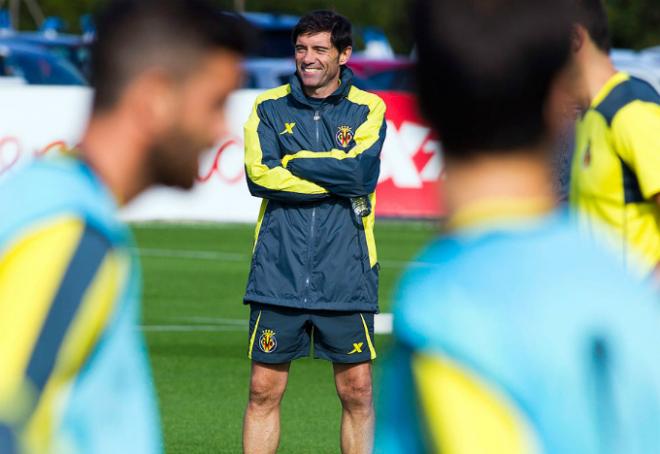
[375,91,444,218]
[0,86,445,221]
[0,85,92,178]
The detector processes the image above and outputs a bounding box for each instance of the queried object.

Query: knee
[248,377,286,411]
[336,377,373,411]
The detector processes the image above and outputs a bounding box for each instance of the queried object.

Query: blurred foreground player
[0,1,249,452]
[376,0,660,453]
[568,0,660,281]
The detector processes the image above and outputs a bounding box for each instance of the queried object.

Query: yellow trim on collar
[448,197,555,231]
[591,72,629,109]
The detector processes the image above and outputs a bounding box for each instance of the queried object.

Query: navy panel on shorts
[247,303,376,364]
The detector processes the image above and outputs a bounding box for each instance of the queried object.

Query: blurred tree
[8,0,414,53]
[6,0,660,52]
[13,0,94,31]
[238,0,414,54]
[608,0,660,49]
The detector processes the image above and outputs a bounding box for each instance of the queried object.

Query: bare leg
[243,361,290,454]
[334,361,374,454]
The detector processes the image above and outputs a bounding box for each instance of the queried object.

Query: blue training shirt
[0,157,161,453]
[376,203,660,454]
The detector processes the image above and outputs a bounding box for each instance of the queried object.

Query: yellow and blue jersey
[376,201,660,454]
[243,66,386,312]
[0,157,161,453]
[570,72,660,277]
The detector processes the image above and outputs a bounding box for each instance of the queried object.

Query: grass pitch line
[180,316,248,325]
[141,313,394,334]
[141,324,243,332]
[135,248,246,261]
[136,247,432,269]
[375,313,392,334]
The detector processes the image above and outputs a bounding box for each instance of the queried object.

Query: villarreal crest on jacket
[243,67,387,312]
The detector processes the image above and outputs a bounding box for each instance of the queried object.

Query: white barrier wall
[121,90,263,222]
[0,86,264,222]
[1,86,444,222]
[0,85,92,176]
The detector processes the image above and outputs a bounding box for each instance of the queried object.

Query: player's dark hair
[91,0,254,112]
[574,0,611,53]
[412,0,574,158]
[292,10,352,53]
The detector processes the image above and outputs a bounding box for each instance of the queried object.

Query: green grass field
[133,221,437,453]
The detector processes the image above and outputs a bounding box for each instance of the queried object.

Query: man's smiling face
[295,31,351,98]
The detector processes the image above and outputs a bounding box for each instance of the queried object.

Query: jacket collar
[288,65,354,107]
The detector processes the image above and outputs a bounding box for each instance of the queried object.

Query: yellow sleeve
[412,352,540,454]
[244,86,329,199]
[0,216,127,452]
[612,101,660,200]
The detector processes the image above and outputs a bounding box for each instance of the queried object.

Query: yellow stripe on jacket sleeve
[244,85,328,195]
[0,216,84,423]
[412,353,540,454]
[363,192,377,267]
[253,200,269,253]
[281,87,386,166]
[23,250,128,453]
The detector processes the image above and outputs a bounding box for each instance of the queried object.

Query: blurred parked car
[17,32,91,79]
[243,58,294,89]
[641,45,660,57]
[640,46,660,69]
[0,40,87,86]
[348,57,415,92]
[242,56,416,92]
[0,14,92,79]
[242,57,415,92]
[241,12,299,59]
[240,12,396,59]
[611,49,660,93]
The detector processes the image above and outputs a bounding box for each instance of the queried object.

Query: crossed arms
[244,89,387,203]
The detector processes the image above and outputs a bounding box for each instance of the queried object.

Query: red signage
[374,91,445,218]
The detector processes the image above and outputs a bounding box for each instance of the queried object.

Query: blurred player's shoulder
[592,73,660,123]
[391,209,660,453]
[254,83,292,105]
[393,210,660,350]
[0,156,127,248]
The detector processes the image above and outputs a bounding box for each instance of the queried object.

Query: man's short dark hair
[292,10,352,53]
[412,0,573,158]
[575,0,611,53]
[91,0,254,112]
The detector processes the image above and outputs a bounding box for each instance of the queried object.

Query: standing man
[242,10,386,454]
[569,0,660,281]
[377,0,660,452]
[0,1,250,452]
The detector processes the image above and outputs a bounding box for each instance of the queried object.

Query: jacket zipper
[304,207,316,304]
[314,110,320,142]
[304,109,322,305]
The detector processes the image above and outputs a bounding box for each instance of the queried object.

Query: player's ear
[571,24,586,54]
[126,69,178,136]
[339,46,352,65]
